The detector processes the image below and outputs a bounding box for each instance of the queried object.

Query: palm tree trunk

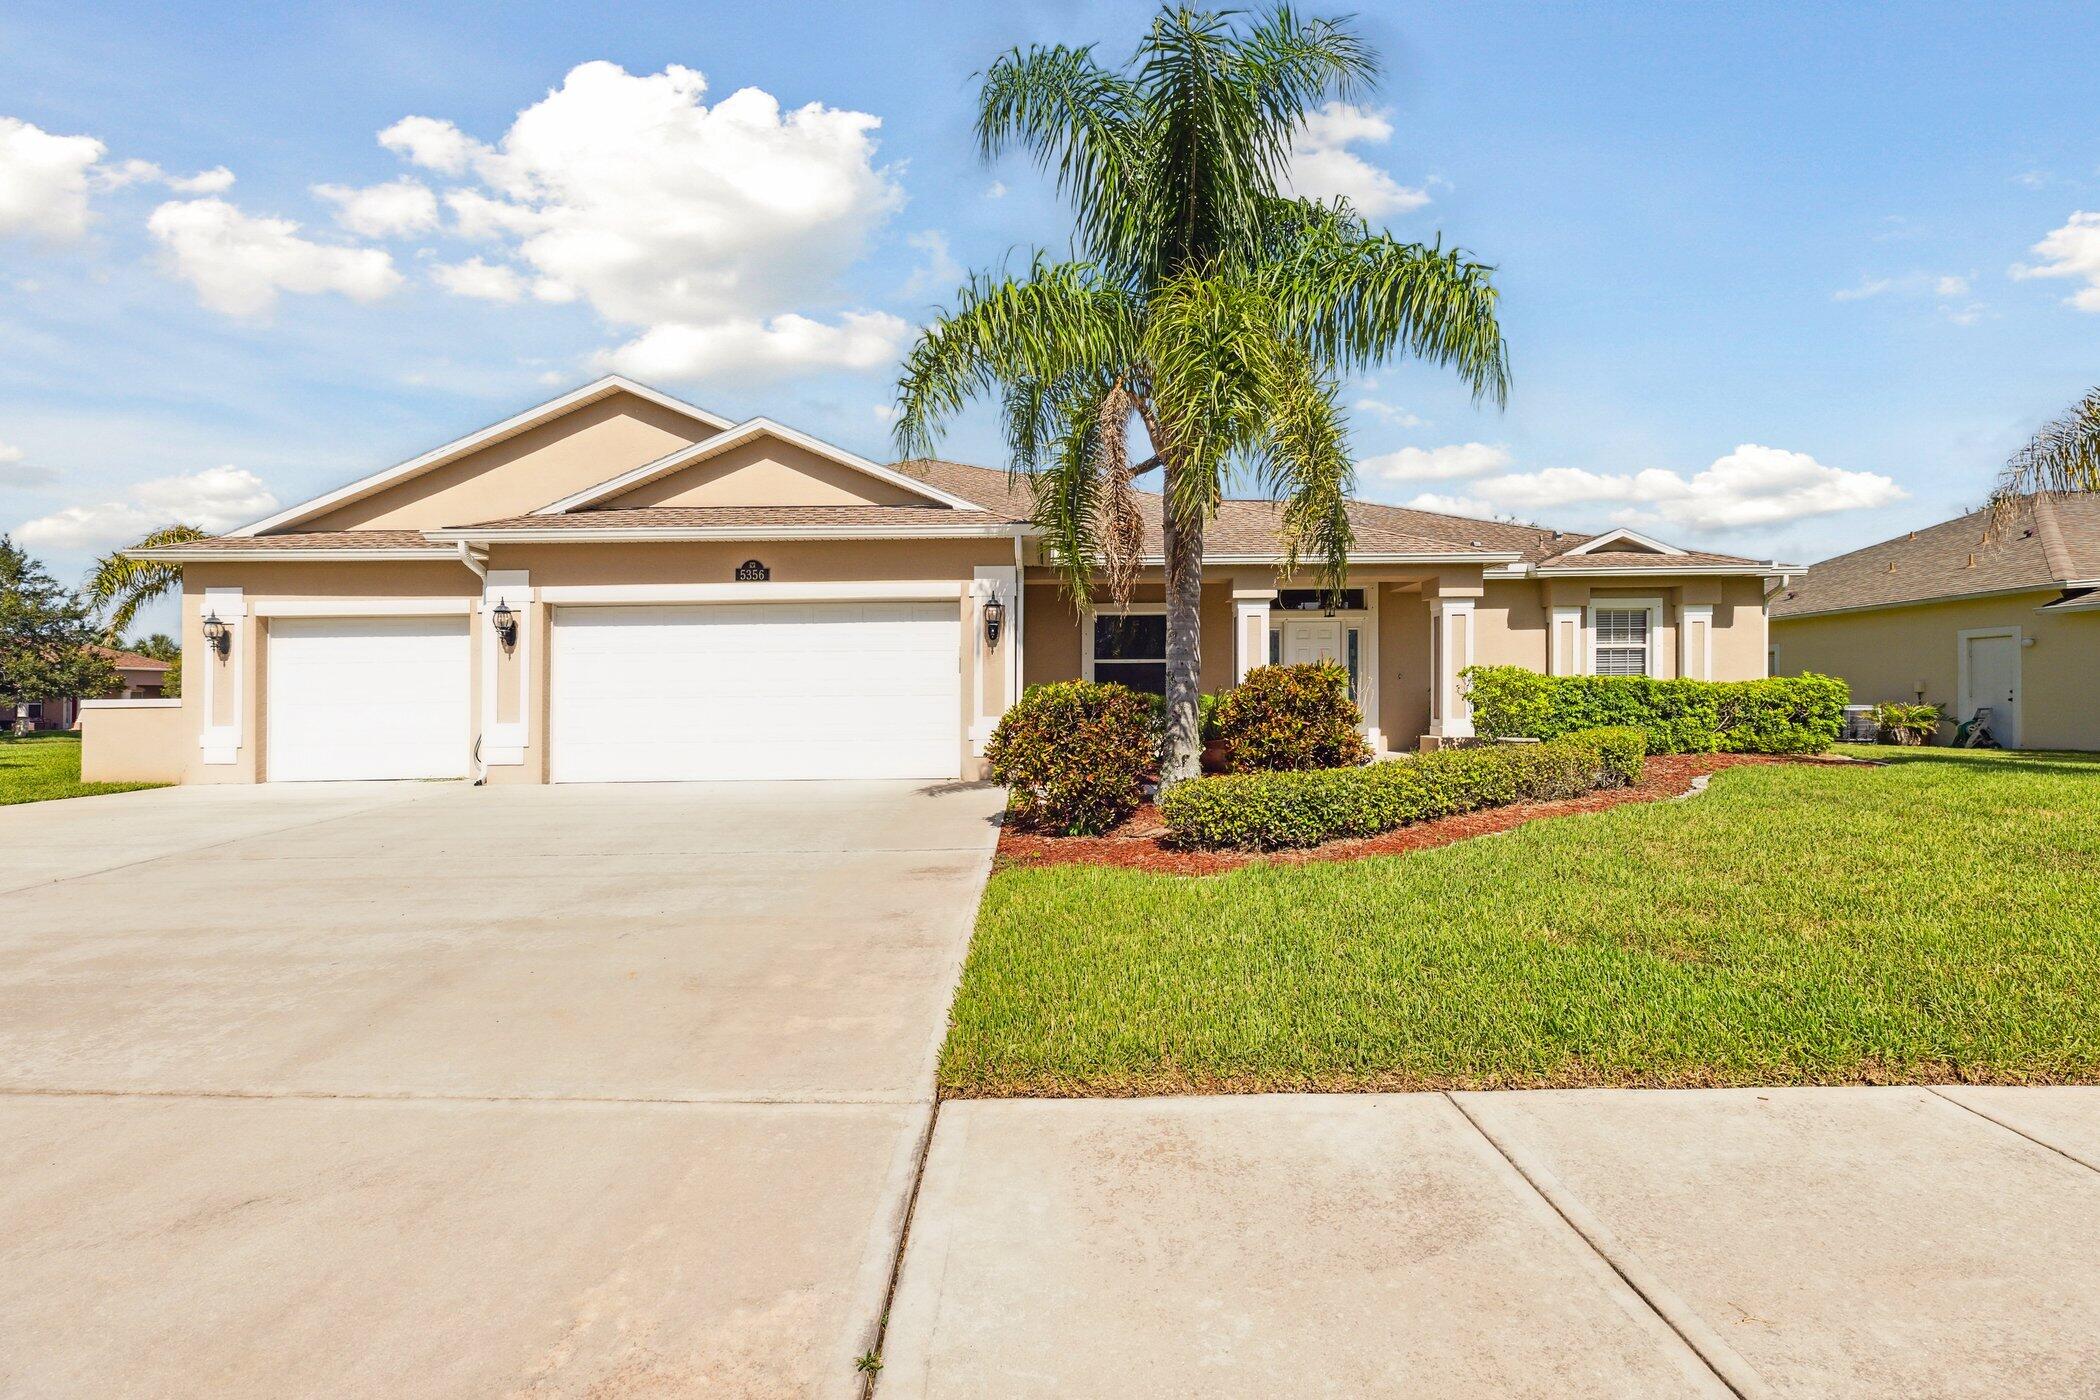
[1160,486,1205,787]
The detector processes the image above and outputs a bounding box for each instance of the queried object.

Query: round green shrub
[985,680,1158,835]
[1212,662,1371,772]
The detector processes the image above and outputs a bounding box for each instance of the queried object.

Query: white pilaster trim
[1550,605,1585,676]
[1679,603,1714,682]
[969,565,1020,750]
[482,570,531,765]
[1428,596,1476,739]
[199,586,245,764]
[1232,588,1272,682]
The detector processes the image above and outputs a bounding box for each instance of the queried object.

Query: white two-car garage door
[266,616,471,781]
[549,602,962,782]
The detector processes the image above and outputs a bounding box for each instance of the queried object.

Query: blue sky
[3,0,2097,635]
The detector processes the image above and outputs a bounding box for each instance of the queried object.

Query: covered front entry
[265,616,471,782]
[549,601,963,782]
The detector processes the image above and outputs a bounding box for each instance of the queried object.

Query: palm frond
[977,44,1145,270]
[85,524,206,640]
[1257,350,1355,598]
[1094,381,1148,606]
[891,257,1139,459]
[1990,387,2100,536]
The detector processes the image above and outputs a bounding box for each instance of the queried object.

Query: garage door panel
[266,617,470,782]
[551,602,961,783]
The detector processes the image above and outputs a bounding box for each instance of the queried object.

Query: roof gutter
[127,546,458,562]
[421,524,1038,544]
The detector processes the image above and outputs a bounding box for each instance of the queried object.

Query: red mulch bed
[995,753,1866,877]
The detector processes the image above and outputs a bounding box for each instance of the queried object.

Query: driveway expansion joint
[1444,1092,1772,1400]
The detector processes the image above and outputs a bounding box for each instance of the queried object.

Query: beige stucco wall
[80,703,187,782]
[595,436,927,509]
[302,392,710,531]
[1773,590,2100,750]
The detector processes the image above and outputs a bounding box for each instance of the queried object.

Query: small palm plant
[893,5,1508,785]
[85,524,205,641]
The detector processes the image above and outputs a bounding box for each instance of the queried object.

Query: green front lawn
[0,732,166,806]
[944,747,2100,1095]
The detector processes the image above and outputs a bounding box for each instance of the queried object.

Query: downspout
[456,541,490,785]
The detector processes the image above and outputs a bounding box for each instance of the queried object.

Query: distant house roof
[1771,494,2100,619]
[91,645,170,672]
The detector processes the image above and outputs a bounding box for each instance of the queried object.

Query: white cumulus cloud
[311,177,439,238]
[1282,103,1430,218]
[1398,443,1905,535]
[147,198,402,317]
[1361,441,1511,481]
[379,61,909,381]
[0,116,105,242]
[0,439,57,487]
[599,310,909,381]
[431,256,527,302]
[98,158,236,194]
[13,466,278,549]
[1353,397,1424,428]
[2011,211,2100,312]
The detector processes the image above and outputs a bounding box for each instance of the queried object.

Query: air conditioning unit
[1840,705,1877,743]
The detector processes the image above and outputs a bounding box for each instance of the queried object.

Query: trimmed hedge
[1211,662,1371,772]
[986,680,1156,835]
[1160,727,1647,851]
[1462,666,1848,755]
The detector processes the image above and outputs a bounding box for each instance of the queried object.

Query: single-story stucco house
[1770,493,2100,750]
[9,645,170,733]
[84,377,1790,785]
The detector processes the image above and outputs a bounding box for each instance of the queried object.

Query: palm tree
[1991,386,2100,532]
[85,524,206,640]
[893,5,1508,784]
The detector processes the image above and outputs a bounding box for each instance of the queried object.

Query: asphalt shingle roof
[1771,494,2100,618]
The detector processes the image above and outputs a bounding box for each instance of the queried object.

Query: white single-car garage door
[266,616,471,782]
[550,601,961,782]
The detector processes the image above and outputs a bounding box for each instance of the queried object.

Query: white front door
[265,616,471,781]
[1282,618,1343,667]
[549,601,962,782]
[1961,631,2021,748]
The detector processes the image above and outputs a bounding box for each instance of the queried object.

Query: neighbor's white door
[549,602,962,782]
[1282,618,1343,667]
[265,616,471,781]
[1961,631,2021,748]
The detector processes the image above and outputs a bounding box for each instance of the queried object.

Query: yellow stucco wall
[1772,590,2100,750]
[301,392,710,530]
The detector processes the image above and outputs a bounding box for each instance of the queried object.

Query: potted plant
[1872,702,1944,746]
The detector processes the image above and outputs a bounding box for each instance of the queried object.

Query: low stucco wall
[80,701,188,783]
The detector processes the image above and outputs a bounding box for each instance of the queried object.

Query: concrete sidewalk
[880,1087,2100,1397]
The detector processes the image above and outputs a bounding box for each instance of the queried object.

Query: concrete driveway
[0,778,1003,1399]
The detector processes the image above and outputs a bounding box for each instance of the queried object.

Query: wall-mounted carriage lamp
[491,600,519,652]
[982,595,1006,647]
[201,611,231,657]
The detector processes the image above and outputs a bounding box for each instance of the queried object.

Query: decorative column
[1427,595,1475,741]
[199,586,245,765]
[1232,586,1272,681]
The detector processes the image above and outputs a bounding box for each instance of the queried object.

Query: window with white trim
[1592,608,1651,676]
[1091,612,1167,695]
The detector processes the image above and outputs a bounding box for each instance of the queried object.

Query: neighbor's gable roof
[90,644,170,672]
[230,376,735,537]
[533,416,984,515]
[1771,493,2100,618]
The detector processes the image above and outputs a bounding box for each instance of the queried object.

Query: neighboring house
[1770,494,2100,750]
[92,376,1787,784]
[8,646,170,732]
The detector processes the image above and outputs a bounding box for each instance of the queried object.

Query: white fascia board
[1144,551,1526,567]
[1531,563,1789,578]
[533,415,985,515]
[1559,527,1689,557]
[423,524,1033,544]
[128,547,457,562]
[229,375,733,537]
